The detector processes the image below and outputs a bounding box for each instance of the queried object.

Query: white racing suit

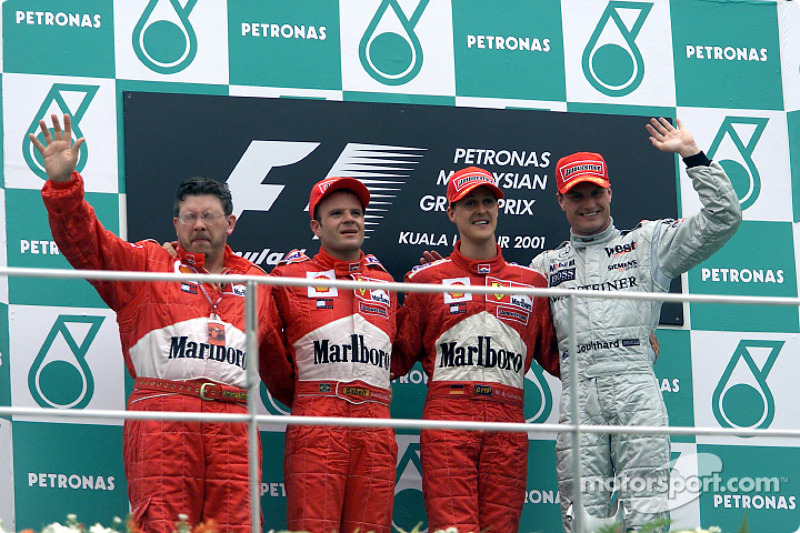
[530,156,741,531]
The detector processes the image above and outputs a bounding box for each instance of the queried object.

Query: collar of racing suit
[449,240,505,274]
[569,217,617,248]
[176,244,256,275]
[313,246,367,276]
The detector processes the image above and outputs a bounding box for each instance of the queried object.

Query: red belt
[427,381,524,408]
[296,380,391,406]
[133,378,248,404]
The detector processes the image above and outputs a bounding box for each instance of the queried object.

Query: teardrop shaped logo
[28,315,105,409]
[133,0,198,74]
[582,1,653,96]
[707,116,768,211]
[359,0,429,86]
[524,364,553,424]
[23,84,98,180]
[393,440,427,532]
[260,382,290,416]
[712,339,782,432]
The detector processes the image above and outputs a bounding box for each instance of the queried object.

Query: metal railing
[2,265,799,533]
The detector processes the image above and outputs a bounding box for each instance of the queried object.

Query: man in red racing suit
[270,176,398,533]
[394,167,559,533]
[34,114,286,533]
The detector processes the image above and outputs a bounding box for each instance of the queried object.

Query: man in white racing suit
[530,118,742,531]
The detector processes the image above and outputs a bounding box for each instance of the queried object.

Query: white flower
[41,523,79,533]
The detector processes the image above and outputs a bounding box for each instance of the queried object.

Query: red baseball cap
[309,177,370,219]
[555,152,610,194]
[446,166,504,206]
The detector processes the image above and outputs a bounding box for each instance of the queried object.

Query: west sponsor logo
[168,336,247,369]
[605,241,637,257]
[312,335,390,369]
[438,336,523,373]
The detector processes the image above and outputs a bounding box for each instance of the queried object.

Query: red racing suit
[270,248,398,533]
[394,243,559,533]
[42,172,286,533]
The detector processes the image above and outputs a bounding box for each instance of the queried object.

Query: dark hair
[173,177,233,216]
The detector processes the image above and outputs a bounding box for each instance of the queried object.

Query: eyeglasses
[177,212,226,225]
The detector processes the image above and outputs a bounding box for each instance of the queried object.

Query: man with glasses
[34,114,287,533]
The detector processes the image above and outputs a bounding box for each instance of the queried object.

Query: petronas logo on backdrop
[133,0,198,74]
[582,1,653,96]
[260,382,291,417]
[393,442,426,532]
[707,116,768,211]
[28,315,105,409]
[359,0,430,85]
[525,364,553,424]
[24,84,98,180]
[712,340,782,432]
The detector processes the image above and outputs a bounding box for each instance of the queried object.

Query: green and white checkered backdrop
[1,1,799,531]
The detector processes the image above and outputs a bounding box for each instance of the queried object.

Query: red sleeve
[532,293,560,378]
[391,272,424,379]
[41,171,149,311]
[258,280,295,408]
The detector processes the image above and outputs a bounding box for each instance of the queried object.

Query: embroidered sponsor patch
[474,384,493,396]
[486,277,533,312]
[307,270,338,298]
[359,301,388,317]
[319,383,332,392]
[450,304,466,315]
[622,338,641,347]
[181,282,197,294]
[497,306,530,325]
[342,386,370,397]
[550,268,576,287]
[449,384,465,395]
[443,278,472,304]
[316,299,334,309]
[478,263,491,274]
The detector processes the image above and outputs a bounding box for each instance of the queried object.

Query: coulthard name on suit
[439,336,523,372]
